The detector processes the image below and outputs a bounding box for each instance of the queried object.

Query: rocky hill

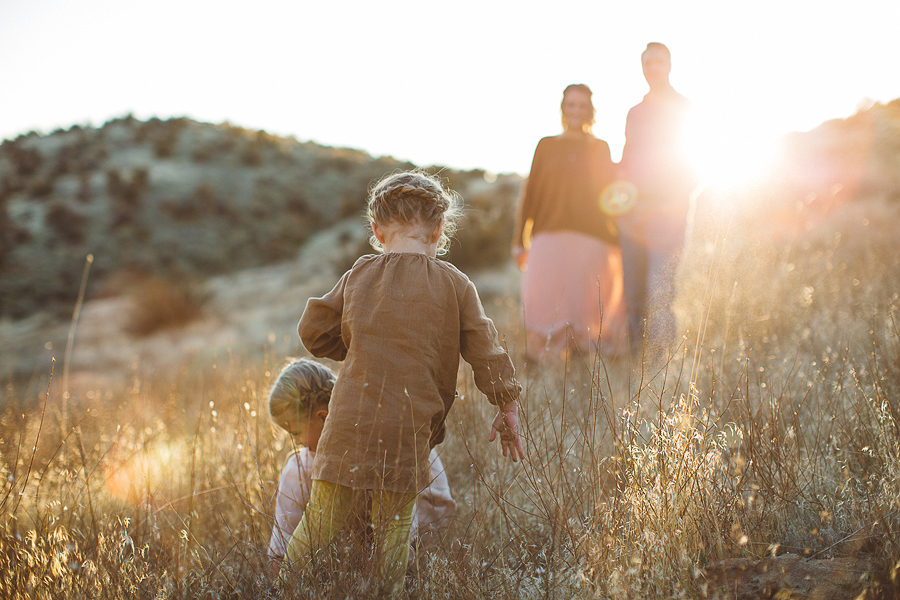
[0,116,522,319]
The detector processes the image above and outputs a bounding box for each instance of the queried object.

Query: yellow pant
[280,479,416,594]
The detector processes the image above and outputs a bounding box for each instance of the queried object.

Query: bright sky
[1,0,899,182]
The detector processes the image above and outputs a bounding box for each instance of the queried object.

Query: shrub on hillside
[160,196,201,221]
[0,174,23,198]
[144,117,188,158]
[195,182,229,217]
[339,191,367,219]
[45,202,85,245]
[160,182,231,223]
[77,141,107,172]
[107,168,148,205]
[124,275,208,337]
[105,168,124,199]
[76,172,93,203]
[191,141,216,162]
[240,131,280,167]
[447,176,520,271]
[0,208,30,267]
[9,145,43,178]
[27,176,55,198]
[108,168,149,227]
[51,143,81,177]
[240,141,264,167]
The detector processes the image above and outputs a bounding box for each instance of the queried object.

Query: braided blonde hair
[268,358,335,436]
[366,170,462,255]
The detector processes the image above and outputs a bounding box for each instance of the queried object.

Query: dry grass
[1,193,899,598]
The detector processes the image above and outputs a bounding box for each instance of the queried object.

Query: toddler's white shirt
[268,447,456,557]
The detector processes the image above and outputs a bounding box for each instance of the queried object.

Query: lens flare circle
[599,180,638,215]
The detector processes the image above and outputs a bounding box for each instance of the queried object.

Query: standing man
[618,42,697,360]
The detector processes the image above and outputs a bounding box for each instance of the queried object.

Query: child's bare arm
[489,401,525,462]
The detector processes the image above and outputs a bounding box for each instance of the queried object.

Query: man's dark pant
[618,213,686,359]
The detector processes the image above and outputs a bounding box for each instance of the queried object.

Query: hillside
[0,116,521,319]
[1,101,899,385]
[772,98,900,204]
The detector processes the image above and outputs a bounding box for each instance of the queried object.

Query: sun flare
[683,109,782,192]
[104,441,187,506]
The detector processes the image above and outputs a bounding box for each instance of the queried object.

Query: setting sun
[683,107,782,191]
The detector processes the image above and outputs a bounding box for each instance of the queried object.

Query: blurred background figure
[617,43,698,360]
[513,84,625,363]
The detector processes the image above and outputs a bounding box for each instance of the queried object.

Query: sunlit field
[1,187,899,599]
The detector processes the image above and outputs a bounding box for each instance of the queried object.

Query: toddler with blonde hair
[266,357,456,573]
[280,170,524,594]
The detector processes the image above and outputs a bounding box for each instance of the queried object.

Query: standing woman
[513,84,625,362]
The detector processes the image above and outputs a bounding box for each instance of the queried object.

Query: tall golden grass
[1,194,898,599]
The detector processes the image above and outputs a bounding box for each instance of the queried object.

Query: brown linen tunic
[298,253,521,494]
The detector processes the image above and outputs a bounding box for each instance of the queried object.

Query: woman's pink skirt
[521,231,626,361]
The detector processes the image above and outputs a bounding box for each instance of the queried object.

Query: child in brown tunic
[281,170,524,594]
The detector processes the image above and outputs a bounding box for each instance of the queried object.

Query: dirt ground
[700,553,886,600]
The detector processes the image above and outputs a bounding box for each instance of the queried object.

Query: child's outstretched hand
[489,401,525,462]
